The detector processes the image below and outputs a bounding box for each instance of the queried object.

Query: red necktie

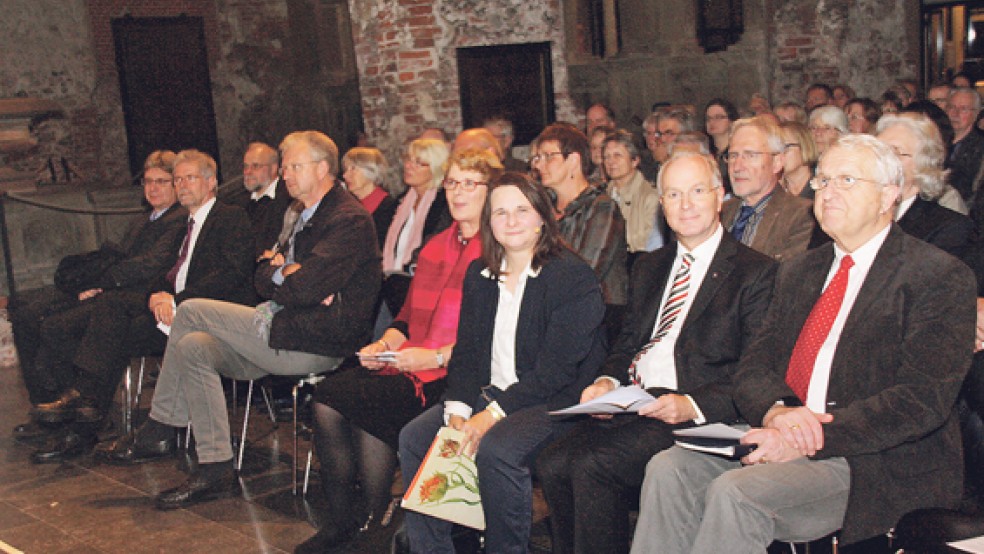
[785,255,855,402]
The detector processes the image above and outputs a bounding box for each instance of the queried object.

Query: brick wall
[348,0,577,185]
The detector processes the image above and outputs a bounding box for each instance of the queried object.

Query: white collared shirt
[444,262,540,422]
[175,197,217,294]
[804,223,892,413]
[633,224,724,390]
[894,195,916,221]
[250,177,279,202]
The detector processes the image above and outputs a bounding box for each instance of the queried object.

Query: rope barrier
[1,175,246,216]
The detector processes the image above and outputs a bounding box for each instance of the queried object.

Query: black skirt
[312,363,446,449]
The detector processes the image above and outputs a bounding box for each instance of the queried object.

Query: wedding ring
[789,424,800,430]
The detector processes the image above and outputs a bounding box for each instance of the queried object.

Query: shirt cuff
[272,267,285,285]
[443,400,473,424]
[685,394,706,425]
[595,376,621,390]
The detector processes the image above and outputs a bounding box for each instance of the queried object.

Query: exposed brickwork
[348,0,577,187]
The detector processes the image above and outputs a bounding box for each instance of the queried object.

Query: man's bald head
[452,128,504,160]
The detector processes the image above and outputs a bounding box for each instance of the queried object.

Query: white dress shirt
[804,224,891,414]
[174,197,216,294]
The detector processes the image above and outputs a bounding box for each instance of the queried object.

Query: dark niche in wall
[456,42,556,145]
[696,0,744,54]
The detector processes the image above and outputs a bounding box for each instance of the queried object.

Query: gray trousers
[630,446,850,554]
[148,298,342,463]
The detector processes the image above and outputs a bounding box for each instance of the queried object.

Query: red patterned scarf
[380,221,481,403]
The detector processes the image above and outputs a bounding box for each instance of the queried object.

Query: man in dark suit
[536,151,777,554]
[946,87,984,202]
[104,131,381,511]
[721,115,816,262]
[876,113,975,258]
[10,151,186,420]
[29,149,254,462]
[242,141,292,258]
[631,134,976,553]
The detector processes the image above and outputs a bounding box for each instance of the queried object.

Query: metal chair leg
[303,447,313,496]
[259,383,277,425]
[236,380,254,471]
[121,363,133,436]
[293,381,301,495]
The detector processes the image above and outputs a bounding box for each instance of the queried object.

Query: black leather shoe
[31,389,82,424]
[13,421,56,443]
[100,431,177,465]
[31,430,96,464]
[155,471,241,510]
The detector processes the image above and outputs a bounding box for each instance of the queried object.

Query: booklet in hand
[549,386,657,416]
[673,423,756,458]
[356,351,399,364]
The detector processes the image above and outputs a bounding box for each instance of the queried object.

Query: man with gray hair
[947,87,984,201]
[483,116,526,171]
[876,113,974,258]
[721,115,816,261]
[652,109,696,166]
[105,132,381,511]
[632,133,976,553]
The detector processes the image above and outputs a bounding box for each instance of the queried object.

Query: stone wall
[348,0,577,186]
[0,0,108,183]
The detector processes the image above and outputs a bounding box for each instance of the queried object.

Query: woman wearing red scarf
[295,149,503,554]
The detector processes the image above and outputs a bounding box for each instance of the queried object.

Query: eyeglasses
[724,150,773,164]
[809,125,839,133]
[279,160,322,175]
[657,129,679,140]
[784,143,801,150]
[530,151,565,164]
[173,174,203,185]
[809,174,882,191]
[950,106,978,114]
[142,177,172,187]
[660,185,719,203]
[847,113,867,121]
[244,162,273,172]
[443,177,488,191]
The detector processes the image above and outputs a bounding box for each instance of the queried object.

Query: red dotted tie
[785,255,854,402]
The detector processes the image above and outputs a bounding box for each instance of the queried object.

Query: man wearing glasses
[29,149,254,462]
[946,87,984,202]
[105,132,381,511]
[720,115,816,261]
[632,134,975,553]
[242,142,291,259]
[538,151,777,554]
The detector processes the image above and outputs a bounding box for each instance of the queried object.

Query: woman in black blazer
[398,173,607,554]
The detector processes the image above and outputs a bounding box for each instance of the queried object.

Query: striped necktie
[627,253,694,386]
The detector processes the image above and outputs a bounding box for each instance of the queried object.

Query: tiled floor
[0,363,323,554]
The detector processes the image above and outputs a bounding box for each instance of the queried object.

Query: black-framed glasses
[530,151,565,164]
[443,177,488,192]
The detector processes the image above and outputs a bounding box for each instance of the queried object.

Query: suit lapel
[680,236,736,332]
[751,189,784,253]
[786,244,835,348]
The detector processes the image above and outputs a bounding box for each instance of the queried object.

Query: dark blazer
[897,196,975,258]
[947,129,984,201]
[602,232,777,423]
[255,183,381,357]
[246,178,293,258]
[96,203,187,292]
[446,249,607,414]
[371,193,398,250]
[152,200,254,307]
[734,225,976,543]
[721,185,816,262]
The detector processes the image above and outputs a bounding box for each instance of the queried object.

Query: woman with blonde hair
[779,121,819,199]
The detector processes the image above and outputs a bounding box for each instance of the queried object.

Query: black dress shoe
[31,389,82,424]
[155,471,241,510]
[100,431,177,465]
[31,430,96,464]
[13,421,56,443]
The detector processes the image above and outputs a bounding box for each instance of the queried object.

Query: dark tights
[311,401,398,527]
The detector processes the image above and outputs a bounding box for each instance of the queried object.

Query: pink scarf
[382,187,438,272]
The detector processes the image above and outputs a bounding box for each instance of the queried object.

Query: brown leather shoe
[31,389,81,424]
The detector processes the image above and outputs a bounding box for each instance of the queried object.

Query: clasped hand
[148,291,175,326]
[741,406,833,465]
